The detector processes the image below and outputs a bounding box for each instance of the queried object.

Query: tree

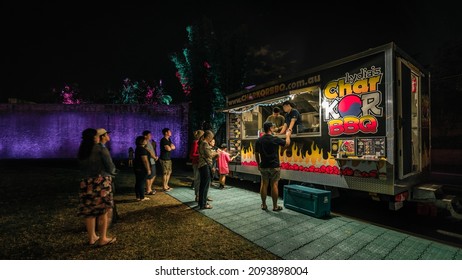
[171,18,249,133]
[155,80,173,105]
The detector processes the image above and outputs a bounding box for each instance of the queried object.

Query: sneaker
[141,197,150,201]
[200,204,213,210]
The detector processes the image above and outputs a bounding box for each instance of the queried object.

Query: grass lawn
[0,160,279,260]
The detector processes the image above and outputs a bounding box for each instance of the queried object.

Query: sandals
[273,206,283,211]
[98,237,117,247]
[89,236,100,246]
[163,187,172,192]
[261,205,282,211]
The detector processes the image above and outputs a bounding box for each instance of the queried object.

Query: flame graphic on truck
[241,142,340,174]
[241,142,384,177]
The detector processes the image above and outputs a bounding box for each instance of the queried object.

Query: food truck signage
[227,74,321,107]
[322,66,383,136]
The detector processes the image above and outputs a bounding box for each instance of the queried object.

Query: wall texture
[0,103,189,159]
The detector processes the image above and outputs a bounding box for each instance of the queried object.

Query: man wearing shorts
[142,130,158,195]
[160,128,175,191]
[255,121,290,211]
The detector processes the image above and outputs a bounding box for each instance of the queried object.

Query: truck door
[397,58,421,179]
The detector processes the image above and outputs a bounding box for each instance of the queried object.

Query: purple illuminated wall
[0,103,189,159]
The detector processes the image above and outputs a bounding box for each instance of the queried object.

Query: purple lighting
[0,103,189,159]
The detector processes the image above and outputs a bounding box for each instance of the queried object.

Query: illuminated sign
[227,75,320,107]
[322,66,383,136]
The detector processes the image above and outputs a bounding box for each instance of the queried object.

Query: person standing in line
[97,128,119,224]
[160,128,175,192]
[133,136,152,201]
[190,130,204,202]
[128,147,134,167]
[279,101,303,134]
[198,130,218,209]
[255,122,290,211]
[142,130,158,195]
[96,128,117,177]
[217,143,237,189]
[77,128,116,246]
[209,138,219,182]
[265,106,285,133]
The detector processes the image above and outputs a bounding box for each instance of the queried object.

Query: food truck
[224,42,435,211]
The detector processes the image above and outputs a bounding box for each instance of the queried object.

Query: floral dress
[77,144,114,217]
[78,175,113,217]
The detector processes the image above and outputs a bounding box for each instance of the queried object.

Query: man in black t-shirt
[255,122,290,211]
[160,128,175,192]
[280,101,303,134]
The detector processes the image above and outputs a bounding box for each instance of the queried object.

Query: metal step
[412,184,443,201]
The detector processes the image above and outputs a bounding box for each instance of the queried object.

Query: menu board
[331,138,356,157]
[228,113,242,160]
[356,137,386,157]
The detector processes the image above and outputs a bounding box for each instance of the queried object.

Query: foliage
[117,78,143,104]
[111,78,173,105]
[155,80,173,105]
[59,83,83,104]
[171,46,193,96]
[170,18,249,133]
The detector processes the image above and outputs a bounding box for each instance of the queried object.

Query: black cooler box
[283,184,331,218]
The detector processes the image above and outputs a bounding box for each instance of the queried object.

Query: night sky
[2,1,461,103]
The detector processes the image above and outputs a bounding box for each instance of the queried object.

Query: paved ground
[167,172,462,260]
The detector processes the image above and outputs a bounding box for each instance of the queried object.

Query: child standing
[217,143,237,189]
[128,147,134,167]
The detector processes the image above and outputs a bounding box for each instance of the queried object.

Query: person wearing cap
[217,143,237,189]
[280,101,303,135]
[142,130,158,195]
[255,121,290,211]
[190,130,204,201]
[97,128,119,224]
[77,128,116,246]
[265,106,285,133]
[96,128,117,177]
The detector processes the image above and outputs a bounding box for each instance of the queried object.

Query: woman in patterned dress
[77,128,116,246]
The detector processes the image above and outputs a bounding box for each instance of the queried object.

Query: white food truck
[224,42,460,214]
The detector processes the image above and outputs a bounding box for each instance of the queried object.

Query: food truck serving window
[242,107,261,138]
[289,87,321,136]
[240,86,321,139]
